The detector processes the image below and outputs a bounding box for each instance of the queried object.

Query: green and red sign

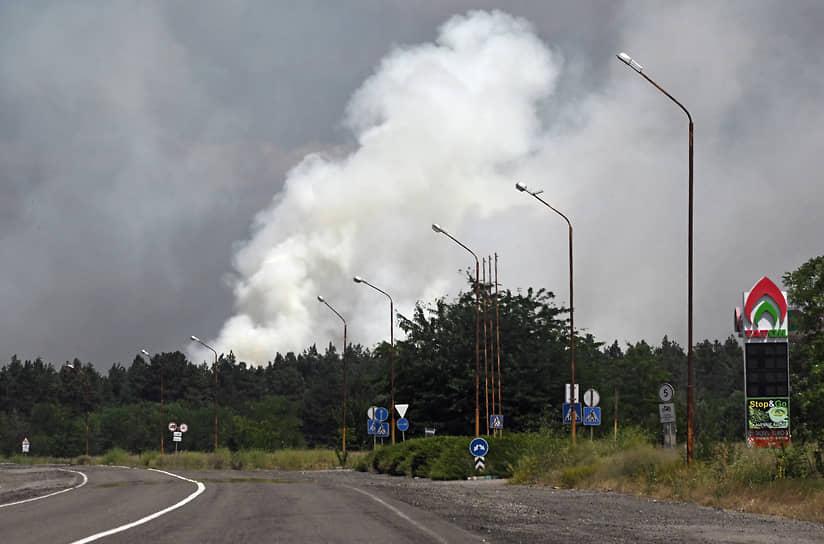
[736,277,791,448]
[737,277,789,341]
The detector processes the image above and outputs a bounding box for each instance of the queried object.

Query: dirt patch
[0,463,82,504]
[282,469,824,543]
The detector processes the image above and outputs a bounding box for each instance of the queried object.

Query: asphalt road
[0,466,480,543]
[4,465,824,543]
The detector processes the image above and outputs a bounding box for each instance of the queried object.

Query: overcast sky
[1,1,822,368]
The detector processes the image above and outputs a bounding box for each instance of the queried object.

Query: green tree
[784,255,824,443]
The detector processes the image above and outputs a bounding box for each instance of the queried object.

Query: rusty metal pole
[352,277,395,444]
[515,183,576,445]
[318,296,348,454]
[432,224,481,437]
[190,336,219,450]
[141,349,164,455]
[616,52,694,464]
[483,257,489,436]
[495,253,502,437]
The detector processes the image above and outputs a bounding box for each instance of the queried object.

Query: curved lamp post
[515,182,577,444]
[617,51,694,465]
[140,349,164,455]
[431,223,481,437]
[353,276,396,444]
[318,295,348,454]
[63,361,90,456]
[190,335,219,451]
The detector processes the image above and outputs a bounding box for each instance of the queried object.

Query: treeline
[1,255,822,458]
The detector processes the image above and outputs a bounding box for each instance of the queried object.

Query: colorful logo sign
[740,277,788,340]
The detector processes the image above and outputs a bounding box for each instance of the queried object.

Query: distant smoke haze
[206,11,559,363]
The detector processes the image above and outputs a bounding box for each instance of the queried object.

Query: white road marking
[0,468,88,508]
[350,486,450,544]
[69,468,206,544]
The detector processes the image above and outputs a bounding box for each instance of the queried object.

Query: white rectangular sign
[565,383,580,404]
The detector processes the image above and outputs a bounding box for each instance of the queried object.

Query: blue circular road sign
[396,418,409,431]
[469,437,489,457]
[374,407,389,422]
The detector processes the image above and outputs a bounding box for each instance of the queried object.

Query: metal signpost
[583,388,601,440]
[169,421,188,453]
[470,437,489,472]
[368,407,390,445]
[395,404,409,441]
[658,383,677,448]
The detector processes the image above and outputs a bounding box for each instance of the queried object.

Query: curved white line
[70,468,205,544]
[350,486,450,544]
[0,469,88,508]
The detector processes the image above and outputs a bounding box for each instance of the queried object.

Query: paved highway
[0,466,480,543]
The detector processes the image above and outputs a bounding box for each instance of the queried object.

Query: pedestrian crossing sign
[583,406,601,426]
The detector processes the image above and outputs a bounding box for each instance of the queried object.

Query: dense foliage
[1,256,822,458]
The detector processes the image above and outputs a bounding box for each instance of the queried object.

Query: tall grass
[1,448,364,472]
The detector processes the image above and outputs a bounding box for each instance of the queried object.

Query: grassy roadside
[356,429,824,524]
[2,448,366,472]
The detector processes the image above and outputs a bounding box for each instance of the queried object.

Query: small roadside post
[583,389,601,440]
[395,404,409,441]
[658,383,676,448]
[169,422,188,453]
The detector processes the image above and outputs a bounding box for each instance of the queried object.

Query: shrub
[101,448,132,466]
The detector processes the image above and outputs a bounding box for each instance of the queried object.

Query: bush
[101,447,131,466]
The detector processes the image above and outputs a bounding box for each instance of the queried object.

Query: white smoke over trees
[208,11,560,364]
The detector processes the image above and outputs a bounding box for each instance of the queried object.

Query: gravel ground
[0,463,81,504]
[3,465,824,543]
[300,470,824,544]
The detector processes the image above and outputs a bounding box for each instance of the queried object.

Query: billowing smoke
[206,11,560,364]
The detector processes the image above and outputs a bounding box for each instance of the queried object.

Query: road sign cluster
[168,422,188,446]
[563,386,601,426]
[367,404,412,440]
[470,437,489,472]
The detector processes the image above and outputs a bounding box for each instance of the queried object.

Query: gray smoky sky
[0,1,821,368]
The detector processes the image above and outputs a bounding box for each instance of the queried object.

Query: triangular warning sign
[395,404,409,418]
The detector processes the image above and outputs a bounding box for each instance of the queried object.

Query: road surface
[3,464,824,543]
[0,465,479,543]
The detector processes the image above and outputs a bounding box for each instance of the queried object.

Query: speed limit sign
[179,423,188,433]
[168,422,177,432]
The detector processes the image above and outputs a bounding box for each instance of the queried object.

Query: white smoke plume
[206,10,560,364]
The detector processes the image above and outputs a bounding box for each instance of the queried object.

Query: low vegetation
[356,429,824,524]
[3,447,364,472]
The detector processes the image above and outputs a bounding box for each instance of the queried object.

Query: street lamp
[140,349,164,455]
[353,275,396,444]
[63,361,89,456]
[515,182,577,444]
[431,223,481,437]
[190,335,219,451]
[318,295,348,454]
[617,51,695,464]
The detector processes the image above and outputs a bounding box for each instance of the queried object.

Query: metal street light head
[190,335,200,342]
[616,52,643,73]
[514,181,528,192]
[353,276,363,283]
[140,349,150,357]
[317,295,325,303]
[431,223,444,234]
[65,362,75,369]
